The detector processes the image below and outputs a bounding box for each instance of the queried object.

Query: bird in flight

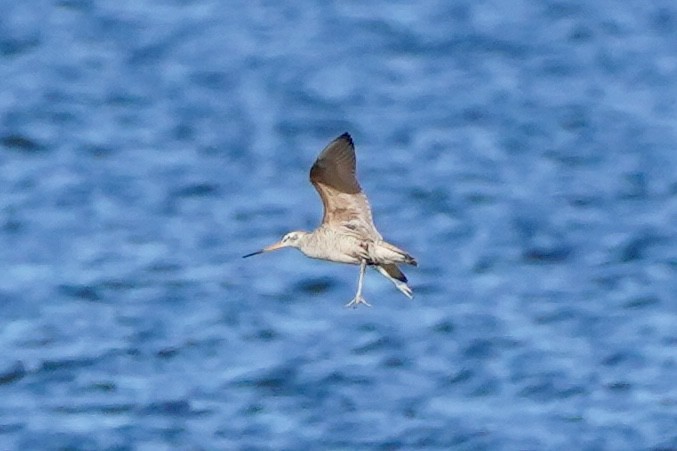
[243,133,417,307]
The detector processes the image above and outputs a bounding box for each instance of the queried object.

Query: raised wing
[309,133,380,238]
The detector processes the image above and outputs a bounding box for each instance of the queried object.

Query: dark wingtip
[337,132,353,145]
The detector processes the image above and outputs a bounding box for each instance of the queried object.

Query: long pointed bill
[242,240,286,258]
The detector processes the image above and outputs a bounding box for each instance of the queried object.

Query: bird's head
[242,231,307,258]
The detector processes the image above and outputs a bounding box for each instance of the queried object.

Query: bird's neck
[295,230,322,258]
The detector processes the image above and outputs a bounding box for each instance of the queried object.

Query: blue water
[1,1,676,449]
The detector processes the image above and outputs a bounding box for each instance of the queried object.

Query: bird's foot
[345,296,371,309]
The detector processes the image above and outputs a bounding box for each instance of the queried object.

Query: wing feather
[309,133,380,238]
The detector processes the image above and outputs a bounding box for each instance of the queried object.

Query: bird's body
[293,227,410,264]
[243,133,417,307]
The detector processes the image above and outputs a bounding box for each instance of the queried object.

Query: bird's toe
[344,296,371,308]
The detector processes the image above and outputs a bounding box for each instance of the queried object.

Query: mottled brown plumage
[310,133,379,239]
[244,133,417,308]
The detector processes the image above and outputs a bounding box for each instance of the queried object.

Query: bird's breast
[300,229,365,265]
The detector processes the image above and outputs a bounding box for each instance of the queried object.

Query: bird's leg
[345,259,371,308]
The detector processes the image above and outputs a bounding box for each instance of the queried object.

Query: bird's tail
[376,242,418,267]
[375,264,413,299]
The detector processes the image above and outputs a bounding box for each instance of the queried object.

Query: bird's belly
[308,250,361,265]
[303,234,364,265]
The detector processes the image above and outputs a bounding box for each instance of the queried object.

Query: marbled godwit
[243,133,417,307]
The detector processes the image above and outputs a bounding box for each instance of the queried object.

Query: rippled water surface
[1,1,676,449]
